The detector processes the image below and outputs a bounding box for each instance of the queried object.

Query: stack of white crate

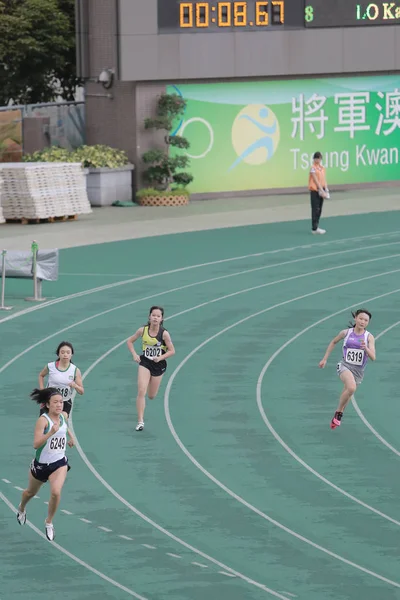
[0,162,92,220]
[0,177,4,223]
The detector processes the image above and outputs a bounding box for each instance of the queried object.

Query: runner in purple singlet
[319,309,376,429]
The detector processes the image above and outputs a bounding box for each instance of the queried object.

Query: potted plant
[137,92,193,206]
[24,144,134,206]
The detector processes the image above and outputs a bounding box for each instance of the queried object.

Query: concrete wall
[117,0,400,81]
[78,0,400,196]
[83,0,137,167]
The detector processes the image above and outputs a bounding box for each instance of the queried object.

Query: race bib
[57,386,70,399]
[49,436,66,452]
[144,346,162,361]
[345,348,364,366]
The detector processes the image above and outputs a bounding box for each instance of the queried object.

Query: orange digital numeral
[218,2,231,26]
[180,3,193,27]
[234,1,247,25]
[272,0,284,24]
[196,2,209,27]
[256,1,268,25]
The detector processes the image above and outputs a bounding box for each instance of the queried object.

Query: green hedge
[24,145,129,169]
[136,187,190,198]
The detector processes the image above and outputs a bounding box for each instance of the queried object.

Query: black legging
[310,190,324,231]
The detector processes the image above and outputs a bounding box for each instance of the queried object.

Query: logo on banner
[229,104,280,171]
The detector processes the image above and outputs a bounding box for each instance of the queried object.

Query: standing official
[309,151,329,235]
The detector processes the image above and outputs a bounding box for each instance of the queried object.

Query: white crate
[0,179,4,224]
[0,162,92,220]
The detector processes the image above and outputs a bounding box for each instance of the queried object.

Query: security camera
[98,68,114,89]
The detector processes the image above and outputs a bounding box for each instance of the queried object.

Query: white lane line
[192,562,208,568]
[351,321,400,458]
[2,243,399,378]
[0,492,148,600]
[1,234,398,599]
[67,271,400,597]
[72,256,400,402]
[219,571,237,578]
[352,398,400,458]
[59,273,141,277]
[4,476,229,576]
[2,479,11,484]
[1,229,398,325]
[68,413,291,599]
[14,486,24,491]
[164,283,400,589]
[256,303,400,528]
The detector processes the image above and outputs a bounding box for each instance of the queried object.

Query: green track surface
[1,212,400,600]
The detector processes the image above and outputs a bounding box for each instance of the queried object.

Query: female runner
[38,341,84,420]
[127,306,175,431]
[16,388,75,541]
[319,309,376,429]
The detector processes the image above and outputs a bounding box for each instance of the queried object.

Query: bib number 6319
[345,348,364,365]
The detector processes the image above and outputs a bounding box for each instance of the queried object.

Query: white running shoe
[312,228,326,235]
[45,521,55,541]
[17,506,26,525]
[135,421,144,431]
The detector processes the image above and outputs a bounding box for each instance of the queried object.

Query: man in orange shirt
[308,151,329,235]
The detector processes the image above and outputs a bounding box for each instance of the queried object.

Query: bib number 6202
[144,347,162,360]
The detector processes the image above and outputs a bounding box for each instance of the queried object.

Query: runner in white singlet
[319,309,376,430]
[16,388,75,541]
[38,341,84,420]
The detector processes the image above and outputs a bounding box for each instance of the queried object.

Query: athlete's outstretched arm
[67,426,75,448]
[33,416,58,449]
[38,365,49,390]
[362,334,376,361]
[319,329,347,368]
[158,331,175,361]
[127,327,144,363]
[70,368,84,395]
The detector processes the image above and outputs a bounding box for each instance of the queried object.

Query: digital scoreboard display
[305,1,400,27]
[158,0,305,32]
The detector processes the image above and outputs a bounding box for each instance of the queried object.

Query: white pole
[0,249,13,311]
[25,240,46,302]
[32,240,38,300]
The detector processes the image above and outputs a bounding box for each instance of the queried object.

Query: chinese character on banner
[334,93,370,138]
[291,93,328,141]
[375,90,400,136]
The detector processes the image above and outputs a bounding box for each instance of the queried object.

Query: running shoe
[17,506,26,525]
[45,521,55,541]
[135,421,144,432]
[330,417,341,429]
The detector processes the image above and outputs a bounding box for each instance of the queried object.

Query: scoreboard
[158,0,304,32]
[158,0,400,31]
[305,1,400,27]
[111,0,400,81]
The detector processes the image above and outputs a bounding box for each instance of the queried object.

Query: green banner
[167,76,400,194]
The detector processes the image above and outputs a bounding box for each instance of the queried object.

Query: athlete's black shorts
[30,456,70,483]
[139,355,167,377]
[39,399,72,417]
